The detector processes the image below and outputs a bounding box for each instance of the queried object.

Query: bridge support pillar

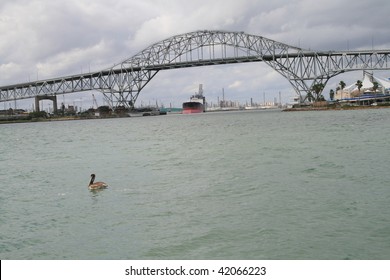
[35,95,58,114]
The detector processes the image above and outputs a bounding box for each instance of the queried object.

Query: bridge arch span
[104,30,305,106]
[116,30,303,68]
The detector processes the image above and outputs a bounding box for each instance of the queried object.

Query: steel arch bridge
[1,30,390,108]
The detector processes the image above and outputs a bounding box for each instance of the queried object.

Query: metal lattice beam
[1,30,390,108]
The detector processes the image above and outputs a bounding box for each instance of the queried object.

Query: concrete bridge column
[35,95,58,114]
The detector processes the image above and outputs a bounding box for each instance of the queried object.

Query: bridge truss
[1,30,390,108]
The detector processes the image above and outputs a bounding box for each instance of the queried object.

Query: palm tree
[312,83,325,101]
[356,80,363,94]
[307,92,313,102]
[339,81,346,99]
[339,81,346,90]
[372,81,379,103]
[329,89,335,101]
[372,81,379,93]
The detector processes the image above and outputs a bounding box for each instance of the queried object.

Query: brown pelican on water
[88,174,108,190]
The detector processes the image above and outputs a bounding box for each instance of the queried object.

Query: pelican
[88,174,108,190]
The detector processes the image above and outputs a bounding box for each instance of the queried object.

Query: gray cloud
[1,0,390,107]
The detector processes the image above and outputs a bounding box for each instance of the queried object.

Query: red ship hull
[182,101,204,114]
[182,108,203,114]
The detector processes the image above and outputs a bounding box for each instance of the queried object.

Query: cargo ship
[182,84,206,114]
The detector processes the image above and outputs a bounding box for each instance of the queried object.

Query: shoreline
[283,105,390,112]
[1,105,389,124]
[0,115,129,125]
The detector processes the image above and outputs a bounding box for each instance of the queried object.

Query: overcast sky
[1,0,390,109]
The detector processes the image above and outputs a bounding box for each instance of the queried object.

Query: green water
[1,109,389,259]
